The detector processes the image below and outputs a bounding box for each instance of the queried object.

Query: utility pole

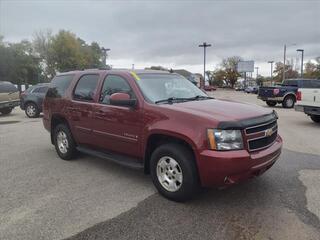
[101,47,110,68]
[132,64,135,70]
[283,44,286,82]
[268,61,274,84]
[255,67,259,79]
[296,49,304,77]
[199,42,211,87]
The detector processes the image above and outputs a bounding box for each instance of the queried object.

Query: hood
[160,99,273,123]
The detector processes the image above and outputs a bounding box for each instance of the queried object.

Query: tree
[304,60,320,79]
[0,38,41,88]
[221,56,242,88]
[273,62,299,82]
[212,69,226,87]
[33,30,105,80]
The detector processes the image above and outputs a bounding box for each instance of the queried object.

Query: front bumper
[295,105,320,116]
[197,135,282,187]
[0,100,20,109]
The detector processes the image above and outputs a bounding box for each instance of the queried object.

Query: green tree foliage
[273,62,299,82]
[50,30,104,73]
[1,30,106,87]
[221,56,242,88]
[0,37,41,87]
[304,60,320,79]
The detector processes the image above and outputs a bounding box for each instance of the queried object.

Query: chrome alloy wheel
[286,98,294,108]
[56,131,69,154]
[156,156,183,192]
[26,104,36,117]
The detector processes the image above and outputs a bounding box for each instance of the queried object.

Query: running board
[76,146,144,170]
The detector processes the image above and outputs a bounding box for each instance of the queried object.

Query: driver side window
[100,75,134,104]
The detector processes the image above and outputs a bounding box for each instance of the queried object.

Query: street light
[199,42,211,87]
[101,47,111,68]
[255,67,259,79]
[296,49,304,77]
[268,61,274,83]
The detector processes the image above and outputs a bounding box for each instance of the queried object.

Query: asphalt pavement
[0,89,319,240]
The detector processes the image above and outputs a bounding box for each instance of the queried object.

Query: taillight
[273,89,280,95]
[297,91,302,101]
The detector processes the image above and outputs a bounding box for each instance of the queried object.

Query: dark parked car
[43,69,282,201]
[20,83,49,118]
[0,81,20,115]
[258,79,314,108]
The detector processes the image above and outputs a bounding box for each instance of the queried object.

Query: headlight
[207,129,243,151]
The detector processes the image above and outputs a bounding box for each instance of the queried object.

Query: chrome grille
[246,120,278,152]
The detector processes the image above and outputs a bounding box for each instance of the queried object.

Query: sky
[0,0,319,76]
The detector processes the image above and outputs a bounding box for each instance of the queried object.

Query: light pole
[255,67,259,79]
[199,42,211,87]
[101,47,110,68]
[268,61,274,83]
[296,49,304,77]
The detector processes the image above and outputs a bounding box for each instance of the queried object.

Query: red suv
[43,69,282,201]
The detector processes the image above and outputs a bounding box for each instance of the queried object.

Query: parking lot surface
[1,89,319,240]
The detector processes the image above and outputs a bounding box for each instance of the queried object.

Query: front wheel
[266,101,277,107]
[150,143,199,202]
[53,124,77,160]
[310,115,320,123]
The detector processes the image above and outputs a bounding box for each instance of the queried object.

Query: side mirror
[109,93,136,107]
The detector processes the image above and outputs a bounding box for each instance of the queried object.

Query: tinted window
[99,75,133,104]
[74,74,99,101]
[312,80,320,88]
[33,86,49,93]
[0,82,18,93]
[47,74,74,98]
[283,80,298,86]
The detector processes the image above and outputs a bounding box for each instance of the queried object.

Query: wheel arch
[143,132,199,175]
[50,114,72,144]
[283,92,296,102]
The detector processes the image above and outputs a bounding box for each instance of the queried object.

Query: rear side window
[283,80,298,86]
[73,74,99,101]
[312,80,320,88]
[47,75,74,98]
[300,80,320,88]
[36,86,49,93]
[0,82,18,93]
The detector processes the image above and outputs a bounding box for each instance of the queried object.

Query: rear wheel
[25,102,39,118]
[53,124,77,160]
[282,95,295,108]
[0,107,13,115]
[266,101,277,107]
[150,143,199,202]
[310,115,320,123]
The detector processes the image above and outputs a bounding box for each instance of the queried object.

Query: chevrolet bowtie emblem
[265,128,273,137]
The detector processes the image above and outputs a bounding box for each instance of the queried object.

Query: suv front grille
[245,120,278,152]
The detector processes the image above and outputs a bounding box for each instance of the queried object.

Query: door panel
[92,104,143,157]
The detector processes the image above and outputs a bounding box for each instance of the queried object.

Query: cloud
[0,0,319,75]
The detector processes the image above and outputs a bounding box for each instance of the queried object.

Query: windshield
[136,73,208,103]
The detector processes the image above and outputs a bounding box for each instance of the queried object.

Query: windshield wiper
[155,97,189,104]
[155,95,213,104]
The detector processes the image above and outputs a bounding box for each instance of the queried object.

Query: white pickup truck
[295,79,320,123]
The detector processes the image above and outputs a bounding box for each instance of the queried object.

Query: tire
[266,101,277,107]
[53,124,77,160]
[310,115,320,123]
[282,95,295,108]
[25,102,40,118]
[0,107,13,115]
[150,143,199,202]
